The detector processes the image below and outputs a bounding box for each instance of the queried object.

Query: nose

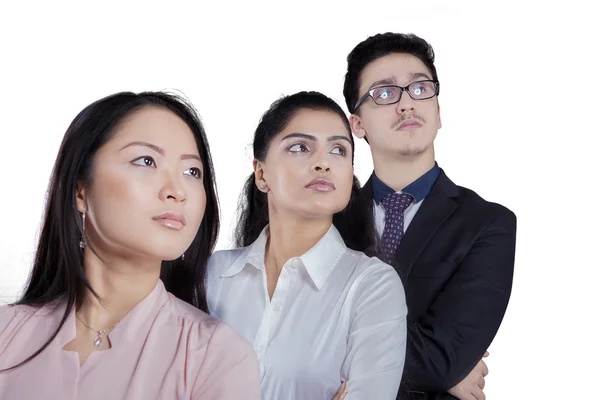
[395,89,416,114]
[312,157,330,173]
[158,171,187,203]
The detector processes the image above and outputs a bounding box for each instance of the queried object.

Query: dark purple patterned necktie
[379,192,415,264]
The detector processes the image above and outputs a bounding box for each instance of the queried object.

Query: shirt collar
[221,228,269,278]
[221,224,347,291]
[372,162,441,204]
[297,224,347,290]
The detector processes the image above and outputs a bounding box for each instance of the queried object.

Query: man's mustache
[391,114,426,130]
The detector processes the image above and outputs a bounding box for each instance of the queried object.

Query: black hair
[233,91,376,255]
[2,91,219,372]
[343,32,439,114]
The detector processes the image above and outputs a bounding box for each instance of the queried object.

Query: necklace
[76,313,119,347]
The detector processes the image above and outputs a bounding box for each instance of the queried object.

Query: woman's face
[77,106,206,262]
[257,109,354,219]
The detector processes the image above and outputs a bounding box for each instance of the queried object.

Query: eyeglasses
[354,80,440,111]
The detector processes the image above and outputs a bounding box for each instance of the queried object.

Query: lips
[396,119,422,131]
[152,211,186,231]
[305,178,336,192]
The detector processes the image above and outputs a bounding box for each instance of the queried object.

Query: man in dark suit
[342,33,517,399]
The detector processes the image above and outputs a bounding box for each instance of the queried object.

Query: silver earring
[260,185,266,191]
[181,253,185,261]
[79,212,86,249]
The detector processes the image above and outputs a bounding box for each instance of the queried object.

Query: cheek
[426,104,440,125]
[364,110,393,135]
[341,165,355,200]
[268,162,304,193]
[91,170,146,216]
[331,158,354,201]
[85,169,152,246]
[187,183,207,228]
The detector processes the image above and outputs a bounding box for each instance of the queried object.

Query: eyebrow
[369,77,397,88]
[407,72,432,81]
[280,133,352,144]
[119,141,202,162]
[368,72,433,89]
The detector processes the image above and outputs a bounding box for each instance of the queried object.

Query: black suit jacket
[361,169,517,400]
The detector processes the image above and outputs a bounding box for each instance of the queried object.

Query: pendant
[93,334,103,347]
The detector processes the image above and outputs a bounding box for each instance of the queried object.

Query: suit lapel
[393,170,459,281]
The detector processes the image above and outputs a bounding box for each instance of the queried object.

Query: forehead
[110,106,197,150]
[359,53,432,92]
[281,109,350,138]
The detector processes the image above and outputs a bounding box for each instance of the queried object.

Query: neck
[77,249,161,330]
[265,209,332,273]
[372,148,435,191]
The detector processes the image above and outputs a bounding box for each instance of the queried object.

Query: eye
[184,167,202,179]
[331,146,346,156]
[132,156,156,167]
[288,143,309,153]
[372,86,399,103]
[412,85,427,96]
[410,81,434,97]
[375,89,394,99]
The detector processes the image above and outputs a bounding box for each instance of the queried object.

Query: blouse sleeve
[341,262,408,400]
[191,321,261,400]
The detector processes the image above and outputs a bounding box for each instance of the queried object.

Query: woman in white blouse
[207,91,408,400]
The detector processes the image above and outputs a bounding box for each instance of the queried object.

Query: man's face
[350,53,442,158]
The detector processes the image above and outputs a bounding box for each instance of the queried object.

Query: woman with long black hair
[207,91,408,400]
[0,92,260,399]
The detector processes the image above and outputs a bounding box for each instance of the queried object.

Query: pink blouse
[0,280,261,400]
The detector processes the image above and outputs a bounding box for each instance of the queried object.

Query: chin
[386,140,429,156]
[299,202,344,218]
[143,244,188,262]
[162,255,184,262]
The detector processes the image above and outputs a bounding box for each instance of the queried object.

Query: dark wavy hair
[343,32,439,114]
[233,91,376,255]
[2,91,219,372]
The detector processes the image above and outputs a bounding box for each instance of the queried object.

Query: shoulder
[344,250,405,296]
[162,295,258,387]
[190,318,260,397]
[444,176,516,231]
[345,248,397,274]
[0,300,63,323]
[207,248,248,277]
[342,251,407,319]
[165,293,220,330]
[0,303,24,328]
[461,188,517,236]
[459,185,515,217]
[164,295,255,363]
[0,301,66,361]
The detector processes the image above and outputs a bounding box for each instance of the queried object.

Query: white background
[0,1,597,398]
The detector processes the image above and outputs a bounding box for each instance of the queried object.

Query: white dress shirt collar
[221,223,347,290]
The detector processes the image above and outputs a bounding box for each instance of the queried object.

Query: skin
[349,52,441,191]
[63,106,206,365]
[349,52,489,399]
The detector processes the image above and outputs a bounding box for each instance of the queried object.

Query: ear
[349,114,367,139]
[253,160,269,193]
[75,181,88,213]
